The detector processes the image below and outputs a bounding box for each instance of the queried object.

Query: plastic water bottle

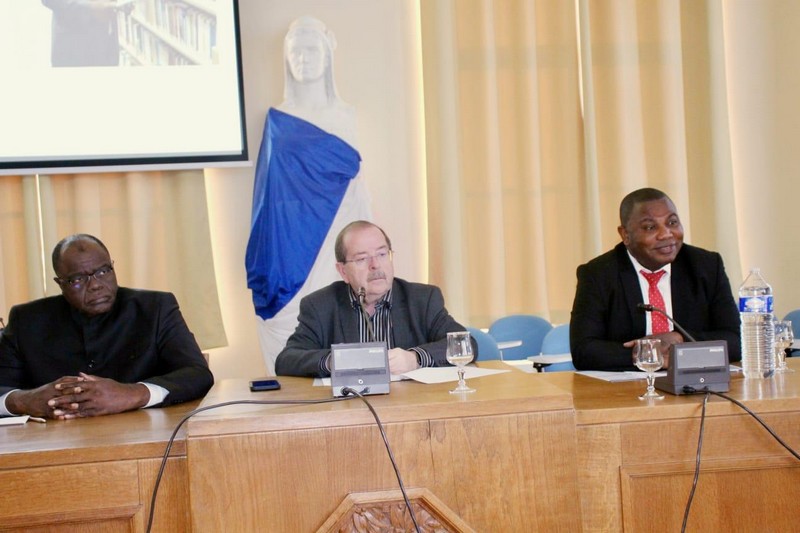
[739,268,775,379]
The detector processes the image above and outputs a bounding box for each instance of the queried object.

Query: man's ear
[617,225,629,245]
[335,262,348,282]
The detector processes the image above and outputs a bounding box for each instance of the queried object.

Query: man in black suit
[570,188,741,371]
[0,234,213,419]
[275,220,473,377]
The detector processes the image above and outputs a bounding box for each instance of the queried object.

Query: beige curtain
[0,170,226,349]
[421,0,740,328]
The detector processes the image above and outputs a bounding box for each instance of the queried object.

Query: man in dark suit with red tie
[569,188,741,371]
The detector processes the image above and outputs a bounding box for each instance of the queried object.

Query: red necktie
[641,270,669,334]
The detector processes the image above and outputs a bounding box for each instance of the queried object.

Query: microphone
[636,304,730,395]
[358,287,376,342]
[637,302,697,342]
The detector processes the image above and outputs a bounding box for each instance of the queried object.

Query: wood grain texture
[187,366,581,532]
[576,424,623,532]
[5,360,800,532]
[0,402,198,532]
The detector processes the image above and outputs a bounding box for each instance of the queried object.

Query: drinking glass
[633,338,664,400]
[447,331,475,394]
[775,320,795,374]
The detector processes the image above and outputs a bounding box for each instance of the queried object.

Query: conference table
[0,400,199,531]
[2,360,799,532]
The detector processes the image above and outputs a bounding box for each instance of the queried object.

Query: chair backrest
[783,309,800,329]
[541,323,570,354]
[466,327,501,361]
[488,314,552,360]
[540,324,575,372]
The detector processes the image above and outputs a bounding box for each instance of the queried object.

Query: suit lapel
[337,285,362,342]
[388,281,409,348]
[616,245,647,334]
[669,251,692,326]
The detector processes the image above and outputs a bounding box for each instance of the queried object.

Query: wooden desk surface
[543,358,800,425]
[0,401,201,532]
[0,400,200,469]
[187,363,574,437]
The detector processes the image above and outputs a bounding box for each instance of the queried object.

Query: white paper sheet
[0,415,30,426]
[314,366,510,387]
[401,366,510,384]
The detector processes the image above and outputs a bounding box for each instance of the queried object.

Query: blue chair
[488,314,552,360]
[467,327,501,361]
[782,309,800,357]
[540,324,575,372]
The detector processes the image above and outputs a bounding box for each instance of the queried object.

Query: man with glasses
[0,234,213,419]
[275,220,474,377]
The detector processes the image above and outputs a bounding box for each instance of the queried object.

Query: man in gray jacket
[276,221,474,377]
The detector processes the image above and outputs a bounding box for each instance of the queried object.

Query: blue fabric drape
[245,108,361,319]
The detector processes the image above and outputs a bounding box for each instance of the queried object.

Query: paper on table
[528,353,572,365]
[401,366,509,384]
[0,415,30,426]
[314,366,510,387]
[577,370,665,382]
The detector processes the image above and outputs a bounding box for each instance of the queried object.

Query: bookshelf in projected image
[118,0,218,66]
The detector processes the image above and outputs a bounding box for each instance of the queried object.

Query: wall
[204,1,426,379]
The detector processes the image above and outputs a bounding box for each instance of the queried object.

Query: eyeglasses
[342,250,393,268]
[56,263,115,290]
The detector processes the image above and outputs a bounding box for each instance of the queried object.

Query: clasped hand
[8,373,150,420]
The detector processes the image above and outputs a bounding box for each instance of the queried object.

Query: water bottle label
[738,295,774,313]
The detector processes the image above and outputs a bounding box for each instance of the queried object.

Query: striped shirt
[320,287,433,374]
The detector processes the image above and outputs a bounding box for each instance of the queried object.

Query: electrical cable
[683,386,800,460]
[678,385,800,532]
[341,386,421,533]
[145,396,353,533]
[681,391,709,533]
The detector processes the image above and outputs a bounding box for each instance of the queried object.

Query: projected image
[0,0,245,173]
[41,0,218,67]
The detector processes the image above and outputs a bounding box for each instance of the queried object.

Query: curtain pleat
[421,0,741,327]
[0,170,226,349]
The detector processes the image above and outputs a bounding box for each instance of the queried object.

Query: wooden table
[186,368,583,532]
[0,401,199,532]
[546,359,800,532]
[3,360,799,532]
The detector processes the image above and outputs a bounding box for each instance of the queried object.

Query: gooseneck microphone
[637,302,698,342]
[358,287,376,342]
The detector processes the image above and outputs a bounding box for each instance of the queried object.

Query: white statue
[248,16,372,375]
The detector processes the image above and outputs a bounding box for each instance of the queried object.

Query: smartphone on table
[249,379,281,392]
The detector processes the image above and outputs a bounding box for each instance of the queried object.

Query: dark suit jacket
[570,243,741,371]
[275,278,472,377]
[0,288,213,405]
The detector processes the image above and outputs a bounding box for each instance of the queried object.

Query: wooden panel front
[0,461,139,531]
[620,457,800,532]
[188,409,581,533]
[428,410,581,532]
[0,403,197,533]
[187,370,582,533]
[188,421,434,532]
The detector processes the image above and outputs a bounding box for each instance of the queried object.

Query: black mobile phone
[249,379,281,392]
